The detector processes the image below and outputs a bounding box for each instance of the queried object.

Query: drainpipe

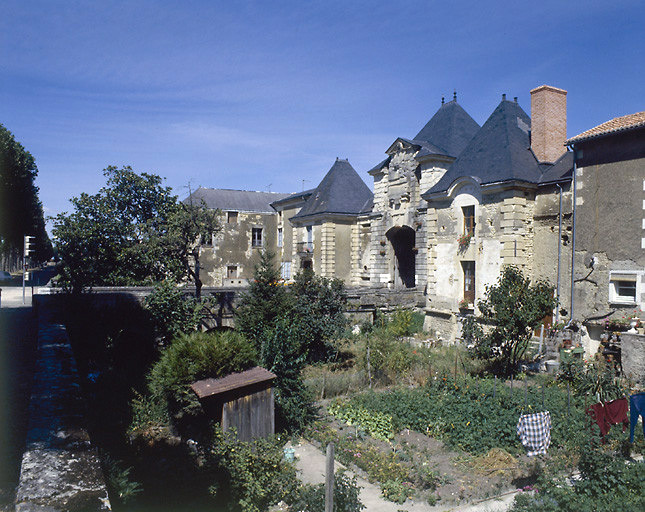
[568,148,578,324]
[555,183,563,324]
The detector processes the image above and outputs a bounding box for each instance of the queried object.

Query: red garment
[604,398,629,433]
[587,403,608,436]
[586,398,629,438]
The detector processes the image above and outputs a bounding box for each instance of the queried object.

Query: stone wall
[16,298,111,511]
[621,333,645,387]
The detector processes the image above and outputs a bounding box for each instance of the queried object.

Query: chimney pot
[530,85,567,163]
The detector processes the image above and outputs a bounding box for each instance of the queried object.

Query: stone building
[185,188,290,286]
[565,111,645,350]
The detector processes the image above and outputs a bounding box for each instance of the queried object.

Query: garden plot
[304,377,590,507]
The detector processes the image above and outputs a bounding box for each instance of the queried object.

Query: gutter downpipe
[555,183,563,324]
[568,147,578,325]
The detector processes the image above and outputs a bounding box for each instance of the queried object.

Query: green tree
[52,167,220,293]
[290,268,347,361]
[235,249,292,347]
[0,124,52,268]
[471,265,555,375]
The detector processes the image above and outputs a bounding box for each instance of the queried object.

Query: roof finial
[514,96,518,103]
[441,96,445,105]
[453,90,457,102]
[502,93,506,101]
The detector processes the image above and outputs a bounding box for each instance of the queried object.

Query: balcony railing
[296,241,314,255]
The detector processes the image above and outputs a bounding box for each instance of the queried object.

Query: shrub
[138,331,257,435]
[209,430,299,512]
[143,279,212,344]
[289,470,365,512]
[470,266,556,376]
[381,479,414,504]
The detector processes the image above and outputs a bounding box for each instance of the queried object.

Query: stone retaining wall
[15,301,111,511]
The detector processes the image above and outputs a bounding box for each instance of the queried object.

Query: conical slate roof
[412,99,480,157]
[426,99,541,195]
[292,159,373,219]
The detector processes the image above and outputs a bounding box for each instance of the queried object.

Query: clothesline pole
[567,383,571,416]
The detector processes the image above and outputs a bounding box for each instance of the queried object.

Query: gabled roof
[412,99,481,157]
[426,99,541,195]
[292,159,373,220]
[271,188,315,207]
[185,187,290,213]
[566,111,645,145]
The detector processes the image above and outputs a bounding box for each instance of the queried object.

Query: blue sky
[2,1,643,226]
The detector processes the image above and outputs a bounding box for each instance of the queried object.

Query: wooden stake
[325,443,334,512]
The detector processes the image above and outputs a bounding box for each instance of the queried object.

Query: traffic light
[24,235,35,257]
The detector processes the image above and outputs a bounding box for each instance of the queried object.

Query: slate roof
[185,187,291,213]
[412,99,481,157]
[270,188,315,207]
[292,159,373,220]
[539,151,574,184]
[426,99,541,195]
[191,366,276,399]
[566,111,645,144]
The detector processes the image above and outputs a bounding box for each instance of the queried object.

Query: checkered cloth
[517,411,551,456]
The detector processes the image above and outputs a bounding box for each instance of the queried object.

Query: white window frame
[251,227,263,248]
[277,227,283,247]
[608,271,642,305]
[280,261,292,280]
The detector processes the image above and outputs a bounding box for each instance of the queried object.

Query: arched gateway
[386,225,416,288]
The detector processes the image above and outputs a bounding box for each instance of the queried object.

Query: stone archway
[386,225,416,288]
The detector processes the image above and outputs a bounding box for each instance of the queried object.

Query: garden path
[291,440,518,511]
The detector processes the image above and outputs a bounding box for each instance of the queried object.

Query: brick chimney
[530,85,567,163]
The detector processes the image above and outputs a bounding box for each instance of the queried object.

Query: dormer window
[462,205,475,237]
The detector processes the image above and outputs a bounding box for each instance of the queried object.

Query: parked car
[0,271,12,282]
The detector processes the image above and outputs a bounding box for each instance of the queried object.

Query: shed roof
[426,99,541,195]
[191,366,276,399]
[185,187,291,213]
[292,159,373,220]
[566,111,645,145]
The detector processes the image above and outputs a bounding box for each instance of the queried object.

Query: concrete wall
[572,138,645,327]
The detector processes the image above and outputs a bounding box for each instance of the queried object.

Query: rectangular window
[609,272,639,304]
[251,227,263,247]
[200,232,213,246]
[227,211,238,223]
[277,228,283,247]
[227,265,238,279]
[463,205,475,237]
[306,226,313,250]
[462,261,475,304]
[280,261,292,280]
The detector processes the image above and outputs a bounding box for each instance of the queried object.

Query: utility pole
[23,235,35,304]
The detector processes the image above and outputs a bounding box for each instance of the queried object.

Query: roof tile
[566,111,645,144]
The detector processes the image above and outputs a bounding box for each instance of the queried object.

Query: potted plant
[457,234,471,251]
[458,299,470,310]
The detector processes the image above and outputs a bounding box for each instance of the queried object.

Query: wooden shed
[191,366,276,441]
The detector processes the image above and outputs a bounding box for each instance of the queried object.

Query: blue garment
[629,393,645,443]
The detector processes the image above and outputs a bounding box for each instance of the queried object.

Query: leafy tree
[290,269,348,361]
[0,124,52,268]
[143,280,213,345]
[469,265,556,375]
[52,166,220,293]
[163,197,220,299]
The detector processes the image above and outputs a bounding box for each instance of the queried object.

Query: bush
[289,470,365,512]
[136,331,257,436]
[381,479,414,504]
[209,430,299,512]
[143,279,212,344]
